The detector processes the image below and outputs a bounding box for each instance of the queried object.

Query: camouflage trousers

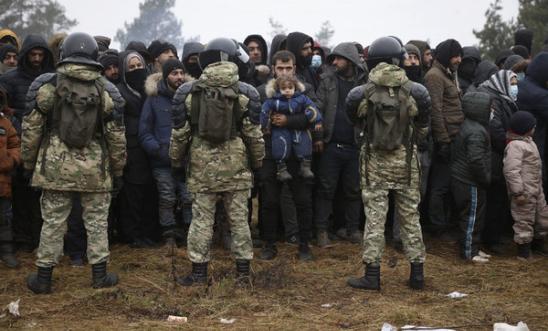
[187,190,252,263]
[36,190,111,267]
[361,187,426,264]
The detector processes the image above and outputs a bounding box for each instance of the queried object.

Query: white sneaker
[472,255,490,263]
[478,250,492,259]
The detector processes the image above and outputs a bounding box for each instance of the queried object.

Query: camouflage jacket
[346,63,427,189]
[21,63,127,192]
[169,61,264,193]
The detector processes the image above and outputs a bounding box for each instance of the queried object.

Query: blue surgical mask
[509,85,518,101]
[516,72,525,81]
[310,54,322,69]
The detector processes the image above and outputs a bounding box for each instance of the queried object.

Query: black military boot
[517,243,531,260]
[347,263,380,290]
[91,262,119,288]
[409,262,424,290]
[276,162,292,182]
[299,159,314,179]
[531,238,548,256]
[177,262,208,286]
[235,259,251,286]
[27,266,53,294]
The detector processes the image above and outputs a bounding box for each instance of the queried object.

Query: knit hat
[98,49,119,69]
[0,43,17,61]
[404,43,421,59]
[148,39,178,60]
[510,111,537,135]
[502,54,524,70]
[435,39,462,68]
[162,58,185,80]
[511,45,529,59]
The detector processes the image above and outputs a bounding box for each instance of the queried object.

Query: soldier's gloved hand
[112,176,124,197]
[436,143,451,163]
[172,167,186,182]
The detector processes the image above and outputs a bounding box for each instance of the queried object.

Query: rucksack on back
[190,81,244,144]
[52,74,105,148]
[364,80,415,151]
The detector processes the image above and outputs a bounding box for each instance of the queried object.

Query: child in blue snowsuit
[260,76,322,181]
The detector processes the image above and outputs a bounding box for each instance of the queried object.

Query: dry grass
[1,239,547,330]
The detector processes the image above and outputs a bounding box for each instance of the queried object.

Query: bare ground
[1,239,547,330]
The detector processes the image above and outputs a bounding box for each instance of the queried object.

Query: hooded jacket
[472,60,498,88]
[182,42,204,80]
[286,32,318,90]
[477,70,519,181]
[268,34,287,65]
[317,42,368,144]
[458,46,481,94]
[517,52,548,164]
[407,39,431,73]
[504,133,543,199]
[244,35,268,65]
[139,72,193,168]
[0,34,54,133]
[117,51,151,184]
[450,91,491,187]
[424,60,463,144]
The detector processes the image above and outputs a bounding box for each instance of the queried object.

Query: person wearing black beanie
[510,111,537,135]
[162,58,185,82]
[147,39,178,73]
[98,49,120,84]
[511,45,530,60]
[424,38,464,239]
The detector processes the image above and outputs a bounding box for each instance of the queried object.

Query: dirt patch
[1,240,547,330]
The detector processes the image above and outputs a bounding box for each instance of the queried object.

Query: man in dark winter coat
[147,39,178,73]
[0,34,54,252]
[517,52,548,171]
[450,91,492,262]
[139,59,193,241]
[116,51,158,247]
[424,39,463,238]
[286,32,319,91]
[182,42,204,80]
[99,49,121,85]
[408,40,433,73]
[458,46,481,94]
[244,34,271,87]
[314,42,368,247]
[258,50,317,261]
[0,44,17,74]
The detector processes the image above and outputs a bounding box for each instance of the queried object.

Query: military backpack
[51,74,105,149]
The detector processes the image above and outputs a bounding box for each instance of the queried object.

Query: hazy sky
[57,0,520,51]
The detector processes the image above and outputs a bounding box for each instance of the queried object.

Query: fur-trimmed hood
[265,78,306,98]
[145,72,194,97]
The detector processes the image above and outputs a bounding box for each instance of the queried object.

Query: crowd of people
[0,26,547,294]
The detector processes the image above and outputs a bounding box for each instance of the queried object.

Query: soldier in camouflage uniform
[169,38,264,285]
[21,33,126,294]
[345,37,429,291]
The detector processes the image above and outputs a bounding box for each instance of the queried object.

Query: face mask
[516,72,525,81]
[126,68,147,94]
[509,85,518,101]
[404,65,422,82]
[310,55,322,69]
[186,62,202,79]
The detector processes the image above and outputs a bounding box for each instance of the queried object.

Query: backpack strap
[399,80,416,185]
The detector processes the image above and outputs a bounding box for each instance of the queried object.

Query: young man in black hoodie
[244,34,271,87]
[314,42,368,247]
[0,34,54,253]
[286,32,319,91]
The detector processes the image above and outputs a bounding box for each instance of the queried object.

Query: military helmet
[58,32,102,68]
[367,36,407,68]
[199,37,240,69]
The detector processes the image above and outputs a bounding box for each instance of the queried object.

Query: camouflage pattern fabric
[187,190,252,263]
[36,190,111,267]
[21,63,127,192]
